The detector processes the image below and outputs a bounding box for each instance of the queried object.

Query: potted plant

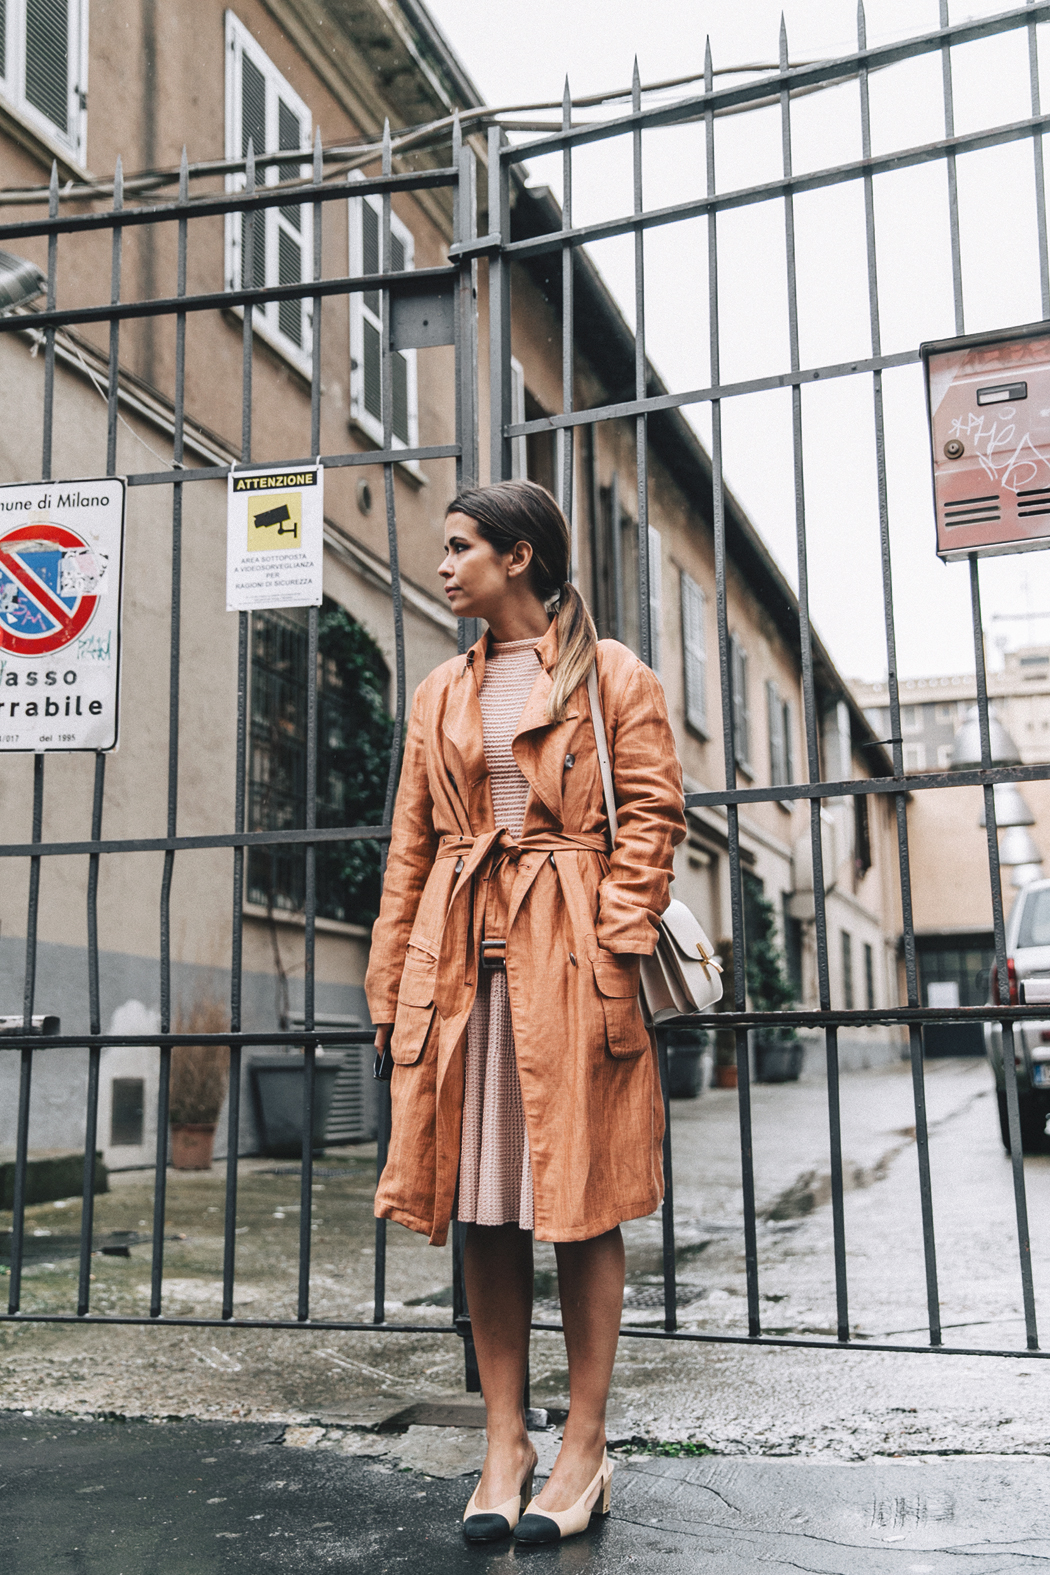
[745,892,804,1083]
[170,999,230,1170]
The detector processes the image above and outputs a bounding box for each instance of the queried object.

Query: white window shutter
[680,571,707,734]
[648,526,662,674]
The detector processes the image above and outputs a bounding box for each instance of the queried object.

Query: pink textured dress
[456,636,540,1230]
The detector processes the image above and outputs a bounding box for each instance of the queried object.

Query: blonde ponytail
[547,581,598,722]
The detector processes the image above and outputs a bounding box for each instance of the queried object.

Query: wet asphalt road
[4,1412,1050,1574]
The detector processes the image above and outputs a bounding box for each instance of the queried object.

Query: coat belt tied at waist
[431,828,609,1015]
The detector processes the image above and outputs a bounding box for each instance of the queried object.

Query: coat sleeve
[364,683,440,1023]
[596,659,686,954]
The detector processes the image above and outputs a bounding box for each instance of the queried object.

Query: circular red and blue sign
[0,522,100,657]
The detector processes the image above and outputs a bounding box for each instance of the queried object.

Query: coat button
[569,953,578,966]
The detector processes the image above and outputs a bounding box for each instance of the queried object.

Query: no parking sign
[0,476,125,752]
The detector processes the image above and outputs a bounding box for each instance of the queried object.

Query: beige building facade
[0,0,903,1164]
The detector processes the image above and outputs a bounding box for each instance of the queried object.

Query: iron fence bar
[502,5,1050,163]
[77,753,105,1317]
[40,163,57,481]
[1029,0,1050,316]
[705,37,760,1340]
[970,555,1040,1349]
[857,0,941,1350]
[105,160,123,476]
[778,14,849,1343]
[655,1030,677,1332]
[11,1002,1050,1054]
[450,118,480,1383]
[487,115,1050,265]
[298,133,325,1327]
[8,751,44,1313]
[0,264,459,335]
[0,1305,1046,1357]
[125,443,462,489]
[560,78,575,525]
[506,349,921,436]
[0,165,459,243]
[373,122,408,1329]
[0,826,394,858]
[610,469,624,643]
[940,0,966,337]
[488,124,512,486]
[632,61,651,672]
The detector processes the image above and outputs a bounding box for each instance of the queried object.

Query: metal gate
[4,2,1050,1372]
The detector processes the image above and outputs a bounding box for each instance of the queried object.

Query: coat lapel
[441,634,489,827]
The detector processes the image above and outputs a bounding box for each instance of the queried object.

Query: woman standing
[366,481,685,1544]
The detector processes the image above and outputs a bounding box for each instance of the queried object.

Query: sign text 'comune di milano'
[0,476,126,753]
[226,463,323,611]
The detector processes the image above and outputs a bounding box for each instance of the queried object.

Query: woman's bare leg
[532,1226,624,1512]
[463,1222,537,1508]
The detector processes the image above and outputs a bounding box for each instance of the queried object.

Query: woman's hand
[374,1023,393,1052]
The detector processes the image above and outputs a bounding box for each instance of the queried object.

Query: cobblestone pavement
[2,1055,1049,1460]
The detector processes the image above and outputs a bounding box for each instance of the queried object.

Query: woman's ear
[506,539,534,579]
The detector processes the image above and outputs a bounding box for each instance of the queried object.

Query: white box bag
[587,666,723,1024]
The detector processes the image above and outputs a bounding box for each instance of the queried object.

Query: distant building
[852,651,1050,1051]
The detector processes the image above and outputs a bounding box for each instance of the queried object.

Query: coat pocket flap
[391,1002,436,1065]
[659,898,720,968]
[592,951,641,998]
[398,956,437,1007]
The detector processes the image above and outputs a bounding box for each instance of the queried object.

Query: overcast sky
[423,0,1050,683]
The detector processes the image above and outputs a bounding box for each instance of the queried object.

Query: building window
[767,680,794,787]
[510,356,526,479]
[864,941,875,1010]
[903,741,925,772]
[110,1077,144,1147]
[647,526,662,674]
[901,704,922,734]
[349,184,417,448]
[841,930,854,1011]
[0,0,87,160]
[729,634,750,770]
[680,570,707,735]
[935,702,955,724]
[854,794,871,877]
[225,12,313,370]
[248,600,393,924]
[936,743,954,769]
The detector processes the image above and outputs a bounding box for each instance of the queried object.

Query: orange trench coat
[364,623,687,1245]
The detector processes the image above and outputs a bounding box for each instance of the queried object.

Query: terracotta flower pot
[714,1064,738,1089]
[171,1122,217,1170]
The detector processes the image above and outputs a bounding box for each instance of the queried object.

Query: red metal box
[923,321,1050,561]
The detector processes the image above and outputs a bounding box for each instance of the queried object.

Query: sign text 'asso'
[226,463,323,611]
[0,477,125,752]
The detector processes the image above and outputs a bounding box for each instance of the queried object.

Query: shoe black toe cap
[463,1512,512,1543]
[513,1512,561,1544]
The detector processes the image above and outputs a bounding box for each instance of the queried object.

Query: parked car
[985,877,1050,1151]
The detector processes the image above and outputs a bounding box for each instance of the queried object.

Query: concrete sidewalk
[3,1410,1049,1573]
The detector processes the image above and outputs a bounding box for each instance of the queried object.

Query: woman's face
[439,511,533,621]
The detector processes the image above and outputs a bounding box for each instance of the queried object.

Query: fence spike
[632,55,641,106]
[314,124,322,183]
[113,154,123,210]
[857,0,867,45]
[779,13,789,70]
[246,136,255,192]
[49,160,58,203]
[563,74,571,122]
[704,36,713,92]
[382,116,392,177]
[179,147,188,203]
[452,106,462,161]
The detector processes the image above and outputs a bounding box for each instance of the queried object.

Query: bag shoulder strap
[587,662,619,843]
